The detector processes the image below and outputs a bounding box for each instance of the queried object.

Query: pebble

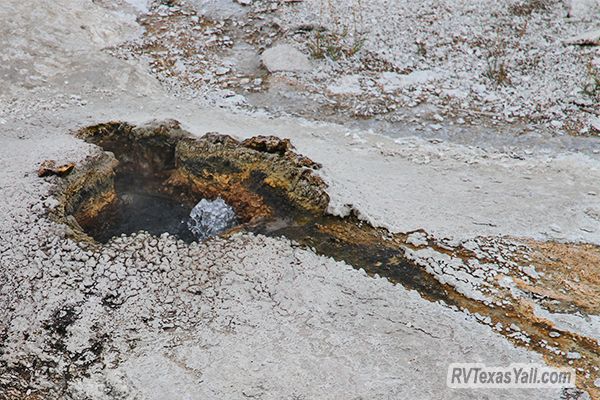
[522,266,539,280]
[406,232,428,247]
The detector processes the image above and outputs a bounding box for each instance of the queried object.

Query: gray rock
[261,44,312,73]
[406,232,428,247]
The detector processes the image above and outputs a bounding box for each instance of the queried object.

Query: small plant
[416,40,427,57]
[485,58,510,86]
[307,29,366,61]
[484,33,511,86]
[306,0,367,61]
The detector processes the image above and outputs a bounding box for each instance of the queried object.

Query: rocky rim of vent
[50,119,329,243]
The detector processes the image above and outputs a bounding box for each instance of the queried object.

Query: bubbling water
[187,197,237,241]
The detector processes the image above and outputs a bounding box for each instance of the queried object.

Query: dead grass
[307,30,366,60]
[483,33,511,86]
[307,0,367,61]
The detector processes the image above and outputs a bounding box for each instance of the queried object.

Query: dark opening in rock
[93,181,195,243]
[60,120,328,244]
[84,123,201,241]
[71,122,249,243]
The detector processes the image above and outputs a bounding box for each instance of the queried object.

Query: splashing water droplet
[187,197,237,240]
